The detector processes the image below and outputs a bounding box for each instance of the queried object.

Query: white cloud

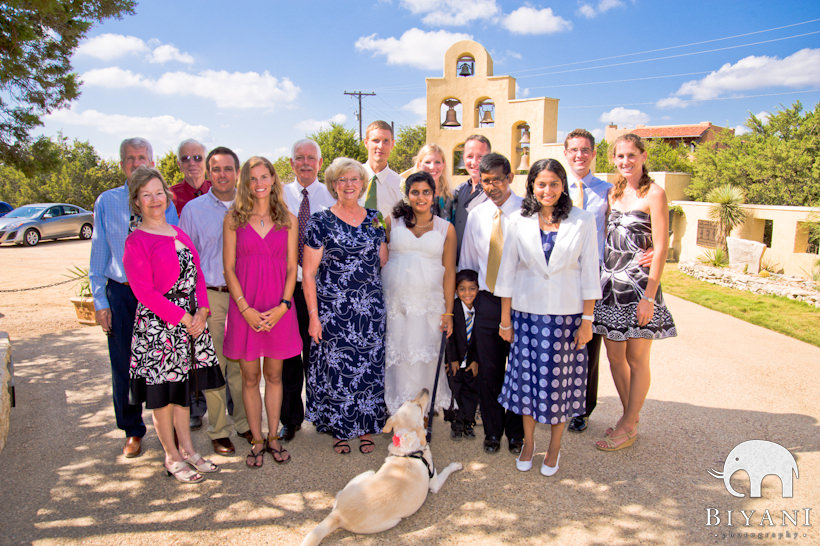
[666,48,820,102]
[355,28,472,70]
[503,7,572,35]
[45,108,210,158]
[734,125,751,136]
[81,68,300,110]
[75,33,148,60]
[656,97,687,109]
[736,111,771,135]
[149,44,194,64]
[75,33,194,64]
[590,128,605,142]
[402,97,428,122]
[515,83,531,98]
[400,0,499,26]
[506,50,523,60]
[578,0,624,18]
[599,107,649,127]
[295,113,348,133]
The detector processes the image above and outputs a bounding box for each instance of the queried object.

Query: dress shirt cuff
[493,282,513,298]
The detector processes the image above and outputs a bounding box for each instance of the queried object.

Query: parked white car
[0,203,94,246]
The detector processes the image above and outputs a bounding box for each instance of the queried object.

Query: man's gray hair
[291,138,322,160]
[120,138,153,163]
[178,138,206,157]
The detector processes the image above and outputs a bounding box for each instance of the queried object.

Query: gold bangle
[441,313,454,316]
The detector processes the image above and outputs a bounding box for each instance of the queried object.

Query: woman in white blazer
[496,159,601,477]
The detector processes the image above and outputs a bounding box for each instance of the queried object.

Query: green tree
[707,184,746,251]
[595,140,613,174]
[645,140,693,173]
[0,135,121,210]
[389,123,426,174]
[0,0,136,174]
[309,123,366,180]
[273,155,294,184]
[689,101,820,206]
[156,150,184,187]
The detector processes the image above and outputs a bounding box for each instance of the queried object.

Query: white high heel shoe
[515,443,535,472]
[540,452,560,476]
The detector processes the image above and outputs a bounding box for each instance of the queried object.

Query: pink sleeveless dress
[224,223,301,360]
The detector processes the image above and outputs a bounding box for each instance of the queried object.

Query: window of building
[762,219,773,248]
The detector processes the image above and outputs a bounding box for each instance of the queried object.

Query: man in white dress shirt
[360,120,402,218]
[179,146,253,454]
[280,139,336,441]
[453,134,491,261]
[459,153,524,455]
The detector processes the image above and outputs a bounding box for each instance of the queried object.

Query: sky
[40,0,820,164]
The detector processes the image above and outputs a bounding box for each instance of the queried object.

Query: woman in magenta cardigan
[123,166,224,484]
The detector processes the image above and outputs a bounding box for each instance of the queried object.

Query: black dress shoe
[568,415,588,433]
[483,436,501,453]
[450,423,463,441]
[463,423,476,438]
[189,415,203,430]
[279,424,301,442]
[508,438,524,454]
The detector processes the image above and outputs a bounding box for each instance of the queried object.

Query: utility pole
[344,90,375,141]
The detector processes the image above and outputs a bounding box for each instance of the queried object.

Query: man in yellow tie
[360,120,403,218]
[459,153,524,455]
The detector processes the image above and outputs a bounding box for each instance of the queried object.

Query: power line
[344,90,376,140]
[515,17,820,74]
[560,88,820,110]
[525,71,713,91]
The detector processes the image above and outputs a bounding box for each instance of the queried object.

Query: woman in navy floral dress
[302,157,388,455]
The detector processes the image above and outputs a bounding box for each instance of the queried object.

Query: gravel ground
[1,240,818,544]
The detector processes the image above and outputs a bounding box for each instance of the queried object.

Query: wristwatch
[280,298,292,309]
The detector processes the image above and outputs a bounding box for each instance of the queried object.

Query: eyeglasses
[336,177,361,185]
[567,147,593,155]
[180,155,203,163]
[480,176,508,188]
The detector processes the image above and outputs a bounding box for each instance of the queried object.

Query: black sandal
[333,438,351,455]
[266,435,291,464]
[246,439,265,468]
[358,437,375,454]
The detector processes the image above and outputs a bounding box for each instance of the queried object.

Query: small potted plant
[66,266,98,325]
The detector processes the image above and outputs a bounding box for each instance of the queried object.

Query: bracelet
[642,295,655,303]
[309,308,318,315]
[239,306,250,313]
[441,313,454,316]
[236,295,245,302]
[581,314,594,322]
[499,324,512,331]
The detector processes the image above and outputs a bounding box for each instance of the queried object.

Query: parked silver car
[0,203,94,246]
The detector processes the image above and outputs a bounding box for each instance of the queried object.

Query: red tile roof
[631,125,711,138]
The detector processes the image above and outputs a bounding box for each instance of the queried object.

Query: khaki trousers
[204,290,249,439]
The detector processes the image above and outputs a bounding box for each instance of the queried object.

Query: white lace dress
[382,216,452,414]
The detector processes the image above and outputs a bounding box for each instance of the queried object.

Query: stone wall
[0,332,12,454]
[678,262,820,307]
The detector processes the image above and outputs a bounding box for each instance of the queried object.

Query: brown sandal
[266,434,291,464]
[246,438,265,468]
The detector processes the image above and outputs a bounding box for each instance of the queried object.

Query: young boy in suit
[446,269,480,440]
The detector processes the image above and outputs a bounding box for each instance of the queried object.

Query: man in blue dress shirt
[89,137,178,458]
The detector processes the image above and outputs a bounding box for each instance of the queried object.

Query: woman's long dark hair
[392,171,436,227]
[521,159,571,223]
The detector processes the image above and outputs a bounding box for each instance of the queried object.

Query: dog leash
[425,331,448,444]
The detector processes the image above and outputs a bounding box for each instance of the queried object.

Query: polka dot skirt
[498,310,588,425]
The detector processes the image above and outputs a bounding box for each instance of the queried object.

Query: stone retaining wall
[678,262,820,307]
[0,332,12,454]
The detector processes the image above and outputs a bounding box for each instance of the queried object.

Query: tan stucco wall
[671,201,820,278]
[597,171,690,202]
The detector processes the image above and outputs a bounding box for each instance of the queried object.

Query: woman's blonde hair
[230,156,290,229]
[412,143,452,200]
[610,133,653,200]
[128,166,172,216]
[324,157,367,199]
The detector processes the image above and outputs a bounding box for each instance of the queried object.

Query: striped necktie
[462,309,474,368]
[365,174,378,210]
[298,188,309,266]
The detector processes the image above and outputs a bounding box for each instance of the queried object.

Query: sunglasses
[180,155,203,163]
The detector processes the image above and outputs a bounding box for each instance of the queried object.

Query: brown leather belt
[207,285,229,293]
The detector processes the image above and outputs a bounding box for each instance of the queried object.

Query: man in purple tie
[279,139,336,441]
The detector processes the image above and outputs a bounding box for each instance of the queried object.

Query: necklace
[539,212,559,228]
[413,216,434,229]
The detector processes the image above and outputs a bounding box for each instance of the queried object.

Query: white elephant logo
[709,440,798,498]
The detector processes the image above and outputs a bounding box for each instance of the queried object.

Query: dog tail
[301,511,343,546]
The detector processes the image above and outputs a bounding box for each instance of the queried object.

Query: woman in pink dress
[223,156,301,468]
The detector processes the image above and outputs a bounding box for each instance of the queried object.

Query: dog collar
[401,450,434,479]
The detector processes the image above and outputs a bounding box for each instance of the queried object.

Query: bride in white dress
[383,171,457,414]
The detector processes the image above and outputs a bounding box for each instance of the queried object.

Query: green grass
[662,269,820,347]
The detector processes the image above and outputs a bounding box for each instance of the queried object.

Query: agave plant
[707,184,746,251]
[698,248,728,267]
[65,265,92,299]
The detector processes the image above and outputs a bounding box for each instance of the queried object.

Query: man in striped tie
[360,120,402,218]
[445,269,481,440]
[280,139,336,442]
